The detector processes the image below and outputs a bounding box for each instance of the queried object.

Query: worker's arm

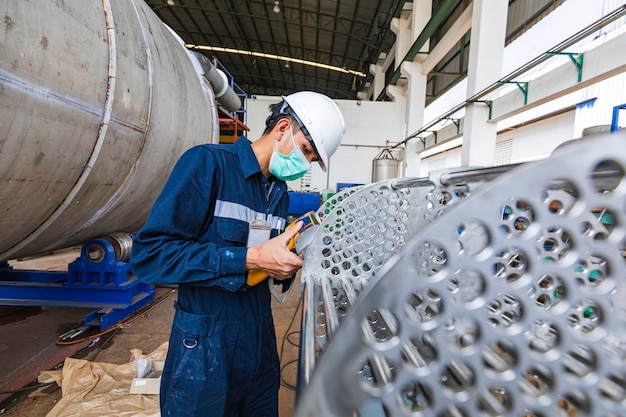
[245,221,304,280]
[130,146,247,291]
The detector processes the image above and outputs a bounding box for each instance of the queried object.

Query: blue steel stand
[0,238,155,330]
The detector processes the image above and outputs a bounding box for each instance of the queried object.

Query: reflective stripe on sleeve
[214,200,286,230]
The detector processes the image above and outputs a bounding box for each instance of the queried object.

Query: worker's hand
[245,221,304,280]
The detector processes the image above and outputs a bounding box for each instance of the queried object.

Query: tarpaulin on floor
[39,343,168,417]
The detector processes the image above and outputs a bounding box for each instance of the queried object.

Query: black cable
[0,382,56,395]
[277,296,302,391]
[286,330,300,348]
[279,359,299,391]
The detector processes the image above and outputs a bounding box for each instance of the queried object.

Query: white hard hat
[282,91,345,172]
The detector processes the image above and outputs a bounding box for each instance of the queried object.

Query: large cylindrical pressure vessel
[0,0,219,261]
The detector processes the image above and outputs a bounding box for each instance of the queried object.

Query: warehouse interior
[1,0,626,416]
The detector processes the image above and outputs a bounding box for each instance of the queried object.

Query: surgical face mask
[269,127,311,181]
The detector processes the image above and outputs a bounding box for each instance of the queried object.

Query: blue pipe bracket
[0,237,155,330]
[611,103,626,132]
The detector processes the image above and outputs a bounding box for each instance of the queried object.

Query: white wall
[419,110,576,176]
[246,95,405,192]
[499,110,576,164]
[419,147,462,176]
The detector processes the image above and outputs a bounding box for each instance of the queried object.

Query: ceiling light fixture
[284,61,290,68]
[273,1,280,13]
[167,0,175,5]
[186,44,367,78]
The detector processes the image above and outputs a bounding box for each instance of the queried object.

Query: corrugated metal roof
[146,0,400,99]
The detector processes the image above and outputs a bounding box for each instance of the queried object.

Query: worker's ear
[274,118,291,141]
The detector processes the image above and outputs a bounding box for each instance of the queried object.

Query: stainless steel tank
[371,148,399,182]
[0,0,222,261]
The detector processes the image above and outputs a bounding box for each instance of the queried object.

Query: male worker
[130,91,345,417]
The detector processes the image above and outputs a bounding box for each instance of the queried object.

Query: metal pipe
[321,277,339,337]
[297,275,317,396]
[192,52,242,112]
[439,164,522,185]
[391,176,433,189]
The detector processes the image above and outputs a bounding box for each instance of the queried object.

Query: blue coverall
[130,137,289,417]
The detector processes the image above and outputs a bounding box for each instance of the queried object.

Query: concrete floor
[0,250,302,417]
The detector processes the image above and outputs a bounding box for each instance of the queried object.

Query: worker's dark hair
[263,100,302,135]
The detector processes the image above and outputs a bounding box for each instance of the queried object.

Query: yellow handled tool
[247,211,320,286]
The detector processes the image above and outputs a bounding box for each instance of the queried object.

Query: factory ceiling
[145,0,405,100]
[145,0,563,101]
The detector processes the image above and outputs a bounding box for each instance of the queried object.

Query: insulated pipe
[192,52,242,113]
[0,0,219,261]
